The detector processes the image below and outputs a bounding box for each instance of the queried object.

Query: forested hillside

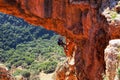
[0,13,65,78]
[0,13,56,50]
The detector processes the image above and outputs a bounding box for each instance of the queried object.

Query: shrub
[13,69,23,76]
[30,61,57,74]
[22,71,31,78]
[39,61,57,73]
[117,68,120,79]
[14,60,23,67]
[110,11,117,20]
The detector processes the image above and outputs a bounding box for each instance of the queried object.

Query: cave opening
[0,12,66,80]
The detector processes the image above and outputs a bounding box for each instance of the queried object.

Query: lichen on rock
[102,1,120,26]
[104,39,120,80]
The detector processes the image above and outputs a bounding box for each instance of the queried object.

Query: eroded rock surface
[0,0,120,80]
[0,65,15,80]
[102,1,120,26]
[105,39,120,80]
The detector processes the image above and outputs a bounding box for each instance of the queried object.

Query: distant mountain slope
[0,13,65,76]
[0,13,55,50]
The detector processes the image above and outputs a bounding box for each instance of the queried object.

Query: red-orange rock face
[0,67,14,80]
[0,0,120,80]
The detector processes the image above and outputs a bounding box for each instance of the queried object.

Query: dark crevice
[44,0,52,18]
[18,4,25,14]
[84,9,89,16]
[5,0,17,5]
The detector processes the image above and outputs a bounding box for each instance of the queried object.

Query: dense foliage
[0,13,65,76]
[0,13,55,50]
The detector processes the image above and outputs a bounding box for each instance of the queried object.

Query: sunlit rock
[105,39,120,80]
